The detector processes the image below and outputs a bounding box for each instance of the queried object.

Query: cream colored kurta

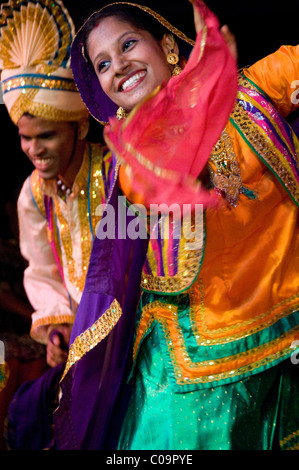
[17,142,112,344]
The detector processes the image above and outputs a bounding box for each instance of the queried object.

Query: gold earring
[116,107,128,120]
[167,50,182,76]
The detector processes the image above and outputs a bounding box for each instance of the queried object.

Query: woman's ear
[78,116,90,140]
[161,33,179,58]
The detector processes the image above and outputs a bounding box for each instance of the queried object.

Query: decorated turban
[0,0,89,124]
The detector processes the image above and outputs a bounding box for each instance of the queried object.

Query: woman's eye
[123,39,136,51]
[97,60,110,72]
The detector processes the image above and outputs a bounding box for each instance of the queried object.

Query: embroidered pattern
[280,430,299,450]
[62,298,122,379]
[2,74,78,94]
[189,279,299,344]
[231,74,299,206]
[141,213,205,294]
[30,143,112,296]
[134,299,299,387]
[209,128,257,206]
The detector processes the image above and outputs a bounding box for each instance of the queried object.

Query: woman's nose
[112,55,130,75]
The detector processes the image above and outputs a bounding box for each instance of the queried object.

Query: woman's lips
[119,70,146,92]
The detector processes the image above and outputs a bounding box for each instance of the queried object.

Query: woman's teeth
[122,71,146,91]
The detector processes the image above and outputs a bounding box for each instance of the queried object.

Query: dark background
[0,0,298,230]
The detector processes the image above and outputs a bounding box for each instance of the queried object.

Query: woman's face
[87,16,173,111]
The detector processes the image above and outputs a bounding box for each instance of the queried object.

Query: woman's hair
[82,4,168,65]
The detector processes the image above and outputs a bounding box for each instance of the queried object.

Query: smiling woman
[54,0,299,451]
[85,15,174,113]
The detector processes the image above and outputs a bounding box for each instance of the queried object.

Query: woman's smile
[119,70,147,92]
[87,17,172,111]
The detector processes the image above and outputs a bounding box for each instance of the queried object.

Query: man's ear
[161,33,179,58]
[78,116,90,140]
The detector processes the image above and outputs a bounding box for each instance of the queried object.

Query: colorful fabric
[116,51,299,449]
[18,142,113,344]
[0,0,88,124]
[54,2,299,451]
[118,346,299,450]
[105,0,237,211]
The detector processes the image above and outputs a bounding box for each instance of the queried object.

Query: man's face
[17,115,77,180]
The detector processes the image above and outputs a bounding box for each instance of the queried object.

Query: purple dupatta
[53,158,149,449]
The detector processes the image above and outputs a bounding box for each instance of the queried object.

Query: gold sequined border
[61,298,122,380]
[189,279,299,344]
[53,144,106,294]
[209,128,256,206]
[30,169,46,217]
[2,75,78,94]
[31,313,75,343]
[232,75,299,205]
[134,300,299,386]
[10,88,88,124]
[280,430,299,450]
[141,214,204,294]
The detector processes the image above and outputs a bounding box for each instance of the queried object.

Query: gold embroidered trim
[209,128,257,206]
[62,299,122,380]
[2,75,78,94]
[30,169,46,217]
[134,300,299,386]
[232,76,299,205]
[280,430,299,450]
[141,214,204,294]
[81,2,194,50]
[31,314,75,331]
[189,279,299,344]
[53,144,104,293]
[10,91,88,124]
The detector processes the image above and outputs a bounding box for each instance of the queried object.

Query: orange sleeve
[118,164,146,205]
[243,45,299,118]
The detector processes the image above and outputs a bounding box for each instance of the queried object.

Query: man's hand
[46,324,72,368]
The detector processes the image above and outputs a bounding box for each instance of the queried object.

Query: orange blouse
[119,46,299,383]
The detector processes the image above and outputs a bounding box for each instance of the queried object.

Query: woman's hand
[189,0,205,33]
[221,24,238,60]
[189,0,238,60]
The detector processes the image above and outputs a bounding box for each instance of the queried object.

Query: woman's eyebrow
[92,30,139,62]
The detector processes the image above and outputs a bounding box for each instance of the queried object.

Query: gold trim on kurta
[189,279,299,343]
[54,145,104,294]
[141,213,204,294]
[232,75,299,205]
[209,128,257,206]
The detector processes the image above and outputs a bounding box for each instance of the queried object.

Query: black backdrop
[0,0,298,230]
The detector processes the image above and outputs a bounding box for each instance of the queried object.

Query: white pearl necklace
[57,179,72,198]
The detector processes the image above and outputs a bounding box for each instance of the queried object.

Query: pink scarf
[105,0,238,211]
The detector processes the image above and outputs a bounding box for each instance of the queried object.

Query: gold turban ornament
[0,0,89,124]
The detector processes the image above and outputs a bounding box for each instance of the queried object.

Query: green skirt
[117,324,299,450]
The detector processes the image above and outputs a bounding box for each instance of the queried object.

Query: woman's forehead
[86,16,146,56]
